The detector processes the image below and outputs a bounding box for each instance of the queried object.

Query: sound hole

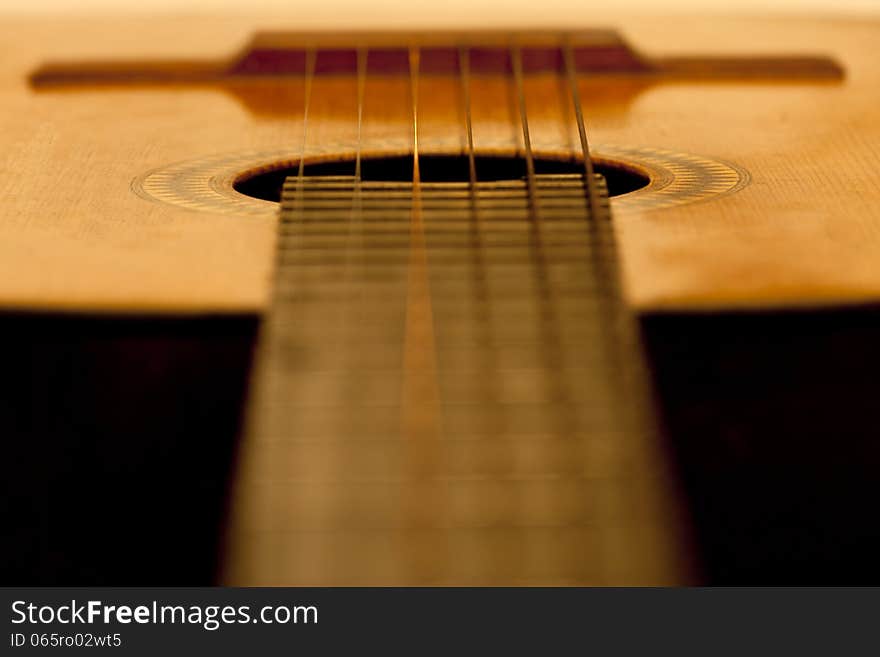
[233,154,650,203]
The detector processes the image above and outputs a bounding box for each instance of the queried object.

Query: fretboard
[223,173,691,584]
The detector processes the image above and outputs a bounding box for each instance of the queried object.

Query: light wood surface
[7,0,880,18]
[1,14,879,314]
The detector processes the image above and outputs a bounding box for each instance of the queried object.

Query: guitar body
[2,11,879,585]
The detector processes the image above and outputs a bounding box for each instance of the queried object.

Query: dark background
[3,306,880,584]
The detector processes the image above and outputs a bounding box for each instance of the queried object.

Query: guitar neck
[223,170,692,584]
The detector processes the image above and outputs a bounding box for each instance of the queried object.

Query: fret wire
[510,43,541,226]
[562,39,601,221]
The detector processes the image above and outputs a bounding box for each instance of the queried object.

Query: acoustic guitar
[3,10,879,585]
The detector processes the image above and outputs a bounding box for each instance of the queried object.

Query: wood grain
[0,14,878,315]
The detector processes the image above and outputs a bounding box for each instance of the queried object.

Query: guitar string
[274,43,316,580]
[558,37,684,573]
[294,47,317,220]
[355,47,367,186]
[456,44,486,299]
[409,46,421,196]
[556,35,613,578]
[509,43,541,226]
[342,47,367,303]
[561,37,622,324]
[402,44,448,578]
[561,40,602,227]
[458,45,479,208]
[277,47,317,258]
[509,40,582,547]
[457,42,501,467]
[509,42,566,380]
[402,43,441,446]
